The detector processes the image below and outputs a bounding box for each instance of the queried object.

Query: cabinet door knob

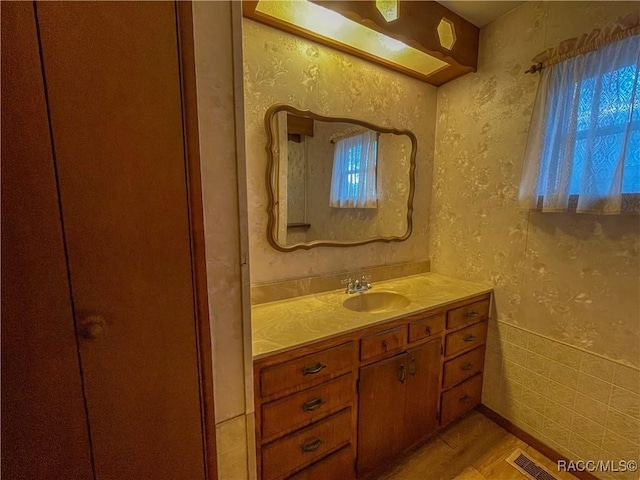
[461,363,473,371]
[459,394,471,403]
[302,362,326,375]
[77,314,106,340]
[425,326,431,336]
[465,311,479,318]
[381,340,388,352]
[463,335,476,343]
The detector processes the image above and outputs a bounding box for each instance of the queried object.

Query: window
[520,34,639,214]
[330,130,378,208]
[549,64,640,196]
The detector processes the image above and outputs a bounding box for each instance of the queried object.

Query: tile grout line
[495,319,640,373]
[497,332,640,395]
[493,369,640,453]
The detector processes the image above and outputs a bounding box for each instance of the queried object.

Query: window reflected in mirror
[330,128,378,209]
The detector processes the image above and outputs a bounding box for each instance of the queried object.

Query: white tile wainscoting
[483,321,640,480]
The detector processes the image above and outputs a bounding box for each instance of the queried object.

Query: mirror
[265,105,417,251]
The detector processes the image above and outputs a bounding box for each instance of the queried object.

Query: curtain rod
[523,13,639,74]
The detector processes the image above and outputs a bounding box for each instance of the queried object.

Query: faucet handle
[340,277,353,285]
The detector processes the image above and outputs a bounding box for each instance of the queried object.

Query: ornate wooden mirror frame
[265,104,418,251]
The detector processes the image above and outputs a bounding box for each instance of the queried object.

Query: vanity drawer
[262,409,352,480]
[442,346,486,390]
[261,373,354,441]
[408,313,444,343]
[260,342,355,398]
[288,446,354,480]
[447,298,490,330]
[444,321,487,357]
[440,373,483,426]
[360,326,406,362]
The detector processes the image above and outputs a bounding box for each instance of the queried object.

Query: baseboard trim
[476,404,599,480]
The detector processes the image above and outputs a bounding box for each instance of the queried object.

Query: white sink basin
[342,291,410,313]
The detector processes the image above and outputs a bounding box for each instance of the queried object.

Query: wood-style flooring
[378,409,578,480]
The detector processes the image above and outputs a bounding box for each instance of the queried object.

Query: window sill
[534,194,640,214]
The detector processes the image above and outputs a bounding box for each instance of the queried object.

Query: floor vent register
[506,449,559,480]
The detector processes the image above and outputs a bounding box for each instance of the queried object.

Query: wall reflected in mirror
[266,105,417,251]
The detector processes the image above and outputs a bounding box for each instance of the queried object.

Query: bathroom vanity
[252,273,492,480]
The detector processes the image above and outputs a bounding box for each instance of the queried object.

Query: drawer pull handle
[301,437,324,453]
[398,363,406,383]
[409,357,417,375]
[302,362,327,375]
[465,311,479,318]
[425,326,431,336]
[302,397,325,412]
[459,394,471,403]
[463,335,476,343]
[382,340,388,352]
[461,363,473,371]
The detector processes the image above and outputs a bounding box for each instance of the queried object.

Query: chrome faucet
[341,275,373,294]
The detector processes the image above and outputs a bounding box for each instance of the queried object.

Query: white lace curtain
[330,130,378,208]
[519,34,640,214]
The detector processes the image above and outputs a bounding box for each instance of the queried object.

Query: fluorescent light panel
[255,0,449,77]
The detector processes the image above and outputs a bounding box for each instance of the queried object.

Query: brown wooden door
[0,3,95,478]
[35,2,208,479]
[404,339,441,448]
[357,353,407,475]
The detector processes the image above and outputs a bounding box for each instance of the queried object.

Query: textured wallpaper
[243,19,437,284]
[430,1,640,366]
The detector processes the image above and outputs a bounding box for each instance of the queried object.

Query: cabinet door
[36,3,206,479]
[357,353,407,475]
[404,339,441,448]
[0,3,94,478]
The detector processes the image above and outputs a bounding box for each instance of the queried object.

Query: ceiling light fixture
[243,0,479,86]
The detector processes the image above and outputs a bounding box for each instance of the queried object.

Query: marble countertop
[252,272,492,359]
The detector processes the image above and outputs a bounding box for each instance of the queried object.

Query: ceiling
[436,1,527,27]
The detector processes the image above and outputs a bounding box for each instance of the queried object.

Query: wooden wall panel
[0,2,94,478]
[35,2,206,478]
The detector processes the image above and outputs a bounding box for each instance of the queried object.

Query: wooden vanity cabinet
[358,352,408,473]
[357,338,441,476]
[254,341,359,480]
[288,447,353,480]
[439,297,490,427]
[360,326,407,361]
[253,292,491,480]
[262,409,352,480]
[404,340,442,446]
